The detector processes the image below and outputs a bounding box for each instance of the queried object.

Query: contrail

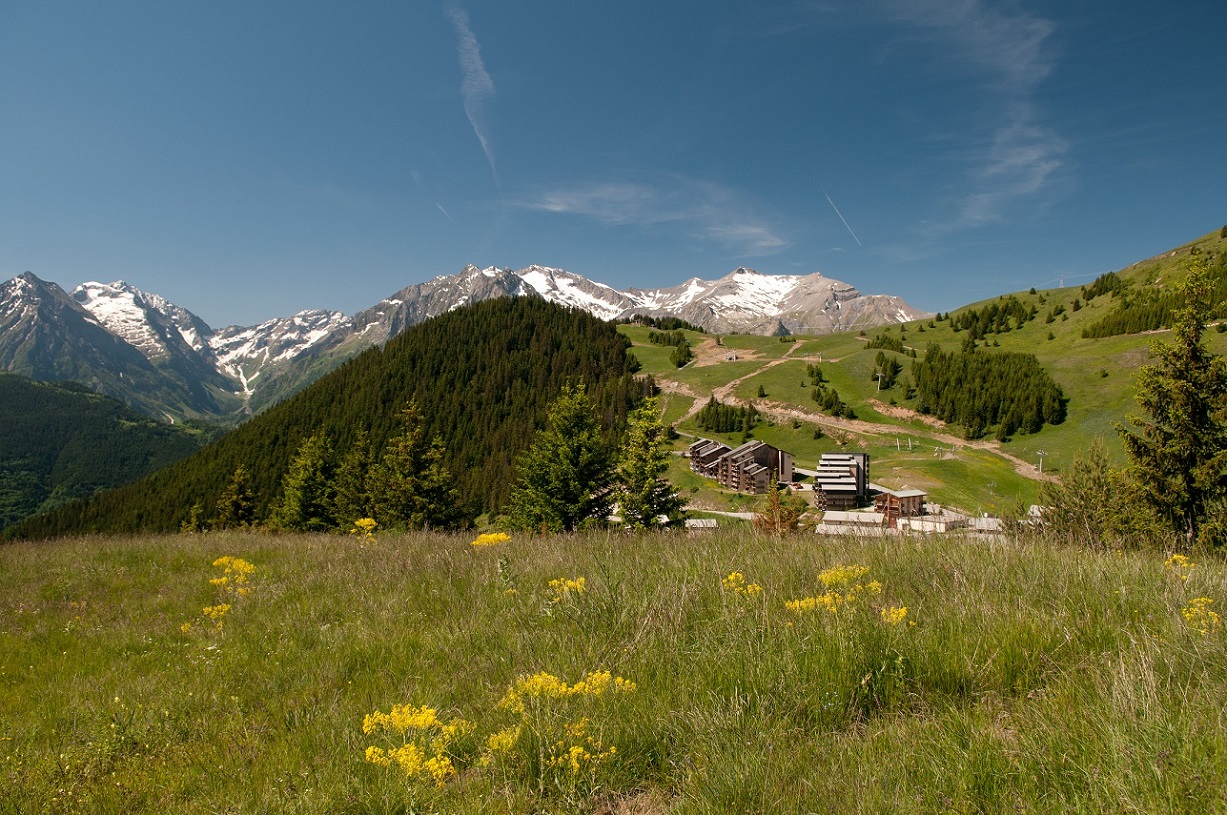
[822,187,862,247]
[447,5,498,183]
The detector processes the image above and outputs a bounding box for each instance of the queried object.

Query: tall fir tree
[270,433,337,532]
[506,383,612,533]
[371,405,461,530]
[614,396,685,529]
[214,464,256,529]
[333,428,376,527]
[1117,255,1227,547]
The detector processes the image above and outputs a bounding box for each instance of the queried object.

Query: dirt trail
[676,340,805,422]
[659,352,1054,482]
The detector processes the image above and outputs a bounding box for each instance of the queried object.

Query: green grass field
[3,530,1225,813]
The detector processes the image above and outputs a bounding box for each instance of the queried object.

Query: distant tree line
[865,331,907,353]
[872,351,904,391]
[645,328,695,368]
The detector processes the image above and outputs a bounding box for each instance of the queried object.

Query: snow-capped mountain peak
[3,263,927,422]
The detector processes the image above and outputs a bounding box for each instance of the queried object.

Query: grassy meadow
[4,529,1226,813]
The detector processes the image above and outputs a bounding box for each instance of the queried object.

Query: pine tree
[332,428,376,528]
[214,465,256,529]
[614,397,685,529]
[270,433,336,531]
[371,405,462,530]
[1117,255,1227,547]
[506,383,612,533]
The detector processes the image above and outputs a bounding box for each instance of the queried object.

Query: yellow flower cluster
[201,604,230,621]
[880,606,909,625]
[365,744,456,786]
[786,564,882,616]
[548,576,586,602]
[471,531,511,548]
[721,572,764,597]
[785,593,842,614]
[498,670,636,715]
[363,703,442,735]
[1164,553,1195,582]
[362,702,475,787]
[545,717,616,776]
[210,556,256,596]
[1181,597,1221,636]
[364,669,636,791]
[479,724,522,765]
[351,518,378,538]
[819,564,872,588]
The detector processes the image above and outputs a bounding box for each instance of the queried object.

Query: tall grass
[2,529,1224,813]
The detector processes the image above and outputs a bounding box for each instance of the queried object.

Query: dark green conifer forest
[7,298,647,538]
[911,343,1066,440]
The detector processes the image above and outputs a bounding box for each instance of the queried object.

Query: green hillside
[6,298,643,539]
[0,374,213,531]
[629,229,1227,516]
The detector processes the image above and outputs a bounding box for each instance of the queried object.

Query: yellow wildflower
[819,564,871,588]
[201,604,230,620]
[881,606,909,625]
[363,703,442,735]
[388,743,425,776]
[548,576,586,601]
[351,518,378,538]
[785,591,842,614]
[613,676,637,693]
[721,571,764,597]
[365,746,391,767]
[498,669,636,713]
[423,754,455,786]
[1165,553,1195,582]
[210,556,256,596]
[442,718,476,740]
[1181,597,1221,635]
[471,531,511,547]
[485,725,521,753]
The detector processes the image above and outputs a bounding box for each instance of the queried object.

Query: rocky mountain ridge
[1,264,926,421]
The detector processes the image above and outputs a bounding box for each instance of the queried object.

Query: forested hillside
[0,374,212,530]
[1080,246,1227,338]
[7,298,645,538]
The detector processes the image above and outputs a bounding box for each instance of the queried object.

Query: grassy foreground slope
[3,530,1225,813]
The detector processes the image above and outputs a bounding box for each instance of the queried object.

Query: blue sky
[1,1,1223,327]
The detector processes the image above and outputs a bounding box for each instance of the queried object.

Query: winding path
[659,338,1054,483]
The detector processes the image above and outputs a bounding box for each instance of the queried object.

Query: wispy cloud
[446,5,497,183]
[881,0,1067,234]
[518,177,787,255]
